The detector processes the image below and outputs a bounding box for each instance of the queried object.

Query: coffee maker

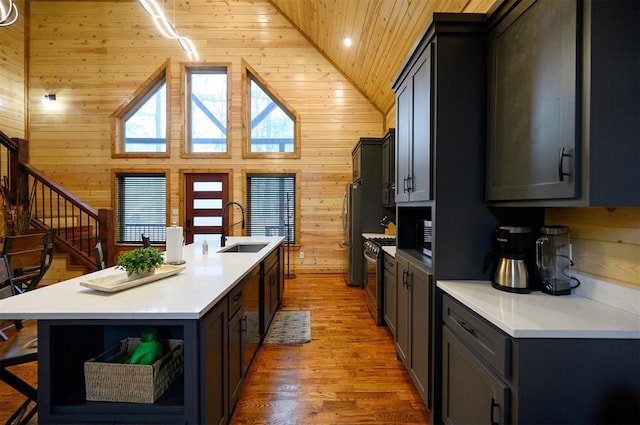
[487,226,536,293]
[536,225,580,295]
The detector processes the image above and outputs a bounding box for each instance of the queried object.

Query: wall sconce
[43,94,57,103]
[0,0,18,27]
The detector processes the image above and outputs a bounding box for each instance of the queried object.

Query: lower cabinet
[442,327,509,425]
[395,251,431,406]
[260,248,281,336]
[382,252,396,335]
[201,300,229,425]
[441,293,640,425]
[227,281,245,414]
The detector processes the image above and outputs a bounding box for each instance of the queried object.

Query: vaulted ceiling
[269,0,500,115]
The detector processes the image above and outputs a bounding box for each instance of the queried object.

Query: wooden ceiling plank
[353,0,398,93]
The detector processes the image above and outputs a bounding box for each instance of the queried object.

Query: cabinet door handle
[403,176,408,193]
[241,316,247,332]
[232,291,242,303]
[558,146,571,182]
[456,319,475,335]
[490,398,500,425]
[405,271,412,288]
[406,175,413,192]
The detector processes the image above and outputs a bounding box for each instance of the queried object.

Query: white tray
[80,265,186,293]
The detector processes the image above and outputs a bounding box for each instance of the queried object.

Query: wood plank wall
[0,0,26,138]
[547,208,639,288]
[27,0,384,275]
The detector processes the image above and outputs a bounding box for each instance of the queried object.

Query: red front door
[184,173,229,245]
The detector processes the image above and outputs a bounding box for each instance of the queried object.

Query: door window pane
[193,182,222,191]
[193,199,222,209]
[194,216,222,226]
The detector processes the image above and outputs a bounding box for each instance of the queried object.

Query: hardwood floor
[230,274,429,424]
[0,274,429,424]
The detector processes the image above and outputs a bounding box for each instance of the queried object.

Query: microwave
[419,219,432,257]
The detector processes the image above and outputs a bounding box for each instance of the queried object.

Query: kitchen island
[0,236,284,424]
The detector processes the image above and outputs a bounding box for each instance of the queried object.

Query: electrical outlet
[299,251,304,259]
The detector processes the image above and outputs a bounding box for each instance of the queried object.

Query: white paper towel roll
[165,226,183,263]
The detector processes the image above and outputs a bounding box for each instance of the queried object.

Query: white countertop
[382,246,396,257]
[0,237,283,321]
[438,280,640,339]
[362,233,395,240]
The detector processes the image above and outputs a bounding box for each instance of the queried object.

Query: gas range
[362,233,395,326]
[363,234,396,258]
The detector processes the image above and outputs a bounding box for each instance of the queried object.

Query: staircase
[0,130,115,275]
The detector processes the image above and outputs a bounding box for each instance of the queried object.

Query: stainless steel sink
[217,243,268,253]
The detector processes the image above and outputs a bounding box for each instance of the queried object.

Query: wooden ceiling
[269,0,500,115]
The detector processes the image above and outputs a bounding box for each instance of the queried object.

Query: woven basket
[84,337,183,403]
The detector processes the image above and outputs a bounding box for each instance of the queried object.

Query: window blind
[246,175,295,244]
[116,174,167,244]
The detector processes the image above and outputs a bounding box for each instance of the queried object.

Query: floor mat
[263,311,311,344]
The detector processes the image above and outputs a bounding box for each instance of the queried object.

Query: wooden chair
[94,240,105,270]
[0,255,38,425]
[2,232,50,292]
[141,233,151,248]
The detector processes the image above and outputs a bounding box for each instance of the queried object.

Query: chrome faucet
[220,201,245,247]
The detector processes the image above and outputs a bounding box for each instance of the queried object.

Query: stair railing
[0,130,114,270]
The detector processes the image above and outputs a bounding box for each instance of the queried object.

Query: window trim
[242,61,301,159]
[180,63,232,159]
[242,169,301,246]
[112,168,171,245]
[111,60,171,158]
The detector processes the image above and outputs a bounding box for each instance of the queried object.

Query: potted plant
[116,247,164,280]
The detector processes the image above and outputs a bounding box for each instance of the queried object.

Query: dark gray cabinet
[394,47,431,204]
[227,281,244,413]
[242,266,260,375]
[442,294,510,425]
[382,251,396,335]
[260,248,281,337]
[395,251,431,405]
[487,0,640,206]
[380,129,395,208]
[442,293,640,425]
[201,300,229,425]
[442,327,510,425]
[392,14,500,422]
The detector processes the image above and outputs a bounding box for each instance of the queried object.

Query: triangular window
[244,65,299,158]
[112,62,169,157]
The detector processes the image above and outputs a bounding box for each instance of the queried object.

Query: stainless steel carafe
[536,225,578,295]
[490,226,535,293]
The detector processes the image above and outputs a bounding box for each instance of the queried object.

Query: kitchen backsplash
[546,207,639,289]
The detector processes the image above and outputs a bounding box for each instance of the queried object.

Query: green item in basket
[129,329,163,365]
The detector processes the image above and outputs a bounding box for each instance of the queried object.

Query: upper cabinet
[486,0,640,206]
[381,128,396,208]
[394,46,431,204]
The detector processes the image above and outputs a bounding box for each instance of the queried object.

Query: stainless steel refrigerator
[342,180,389,287]
[342,182,364,286]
